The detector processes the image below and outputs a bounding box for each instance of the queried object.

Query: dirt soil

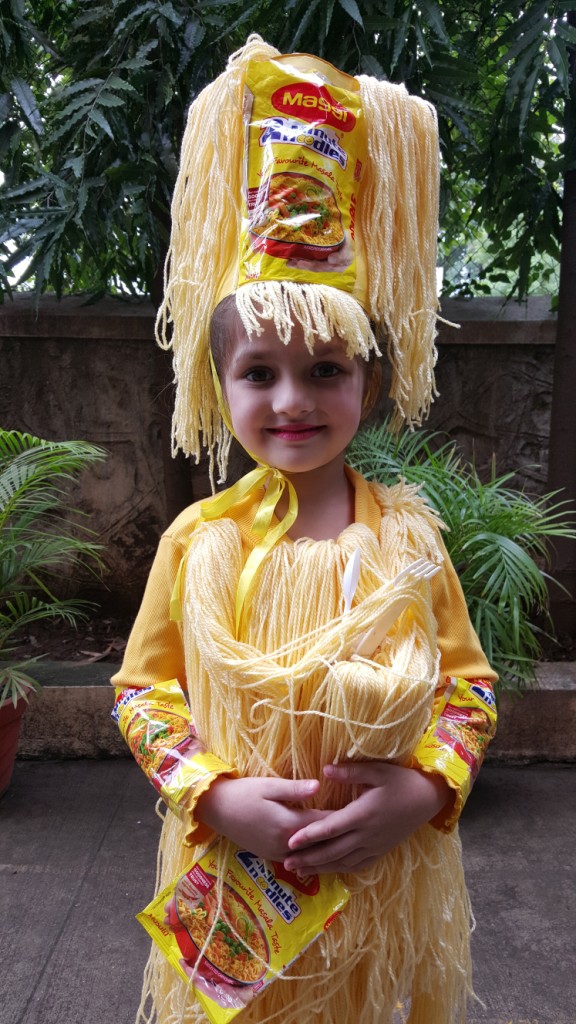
[11,616,134,665]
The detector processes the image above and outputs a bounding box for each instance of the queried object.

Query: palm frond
[0,429,107,705]
[348,419,576,691]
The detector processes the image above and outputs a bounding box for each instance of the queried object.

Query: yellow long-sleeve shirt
[112,468,497,835]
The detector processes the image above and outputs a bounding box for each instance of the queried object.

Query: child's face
[220,320,367,476]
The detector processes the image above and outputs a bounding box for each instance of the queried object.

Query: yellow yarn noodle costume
[138,482,473,1024]
[110,34,497,1024]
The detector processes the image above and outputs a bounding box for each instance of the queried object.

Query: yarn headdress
[158,35,441,630]
[157,34,440,479]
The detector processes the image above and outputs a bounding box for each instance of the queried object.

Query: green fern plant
[347,421,576,690]
[0,429,107,708]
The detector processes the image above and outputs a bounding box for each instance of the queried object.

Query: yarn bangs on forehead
[210,283,379,373]
[156,35,442,480]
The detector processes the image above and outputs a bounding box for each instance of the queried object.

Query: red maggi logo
[271,83,356,133]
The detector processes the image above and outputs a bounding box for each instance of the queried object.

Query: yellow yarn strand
[138,483,474,1024]
[357,75,440,428]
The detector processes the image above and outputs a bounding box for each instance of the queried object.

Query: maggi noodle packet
[413,676,497,803]
[239,54,366,298]
[138,838,350,1024]
[112,681,236,823]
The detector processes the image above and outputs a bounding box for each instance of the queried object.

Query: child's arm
[410,539,498,831]
[113,521,328,851]
[111,525,237,845]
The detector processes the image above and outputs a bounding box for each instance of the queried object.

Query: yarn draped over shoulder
[136,484,473,1024]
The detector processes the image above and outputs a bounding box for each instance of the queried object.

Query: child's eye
[244,366,273,383]
[312,362,343,379]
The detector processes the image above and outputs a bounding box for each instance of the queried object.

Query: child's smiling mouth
[266,425,326,442]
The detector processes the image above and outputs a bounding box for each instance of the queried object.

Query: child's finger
[284,831,367,873]
[323,761,391,787]
[265,777,321,803]
[287,805,354,850]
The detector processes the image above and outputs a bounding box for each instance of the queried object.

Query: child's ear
[361,359,383,420]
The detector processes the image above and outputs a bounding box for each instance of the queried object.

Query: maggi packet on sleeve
[137,838,350,1024]
[112,681,236,821]
[413,676,497,803]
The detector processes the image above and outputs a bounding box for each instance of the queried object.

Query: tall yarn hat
[156,35,441,485]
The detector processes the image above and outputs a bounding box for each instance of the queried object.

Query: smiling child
[112,36,497,1024]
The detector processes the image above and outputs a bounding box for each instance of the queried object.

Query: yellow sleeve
[431,534,498,683]
[111,520,235,846]
[411,535,498,832]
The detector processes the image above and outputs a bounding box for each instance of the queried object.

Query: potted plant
[0,429,106,796]
[348,420,576,692]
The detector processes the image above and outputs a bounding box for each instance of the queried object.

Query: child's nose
[272,378,314,417]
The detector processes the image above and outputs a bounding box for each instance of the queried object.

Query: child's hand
[195,775,329,861]
[283,762,452,875]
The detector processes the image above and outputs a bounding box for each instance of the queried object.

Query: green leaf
[289,0,324,50]
[213,1,261,41]
[118,40,158,70]
[337,0,364,27]
[50,106,93,143]
[105,75,140,96]
[63,155,85,179]
[391,7,412,73]
[325,0,336,36]
[419,0,451,46]
[0,92,12,124]
[95,92,125,109]
[53,94,95,122]
[555,21,576,46]
[115,2,158,35]
[347,418,576,691]
[360,54,385,78]
[518,66,541,136]
[88,107,114,140]
[10,77,43,136]
[52,78,105,101]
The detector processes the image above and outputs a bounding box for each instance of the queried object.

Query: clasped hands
[195,761,451,875]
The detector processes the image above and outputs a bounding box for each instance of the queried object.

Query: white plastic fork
[352,557,441,658]
[342,547,362,615]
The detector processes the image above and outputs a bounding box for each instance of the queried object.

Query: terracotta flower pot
[0,697,28,798]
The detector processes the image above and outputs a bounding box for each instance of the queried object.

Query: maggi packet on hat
[239,54,366,298]
[137,838,350,1024]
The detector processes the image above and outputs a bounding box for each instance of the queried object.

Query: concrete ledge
[489,663,576,763]
[13,661,576,762]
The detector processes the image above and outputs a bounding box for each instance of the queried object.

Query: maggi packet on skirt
[138,838,350,1024]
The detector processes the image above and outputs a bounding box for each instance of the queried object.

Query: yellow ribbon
[200,465,298,635]
[170,351,299,635]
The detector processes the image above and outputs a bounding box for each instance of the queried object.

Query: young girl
[113,36,497,1024]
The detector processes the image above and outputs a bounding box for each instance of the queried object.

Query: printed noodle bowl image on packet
[239,54,365,292]
[137,838,350,1024]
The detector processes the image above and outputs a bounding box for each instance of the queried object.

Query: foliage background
[1,0,575,305]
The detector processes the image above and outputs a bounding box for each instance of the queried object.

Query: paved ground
[1,760,574,1024]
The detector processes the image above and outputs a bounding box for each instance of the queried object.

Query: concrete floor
[1,760,574,1024]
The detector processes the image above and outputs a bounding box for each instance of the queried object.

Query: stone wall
[0,294,557,611]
